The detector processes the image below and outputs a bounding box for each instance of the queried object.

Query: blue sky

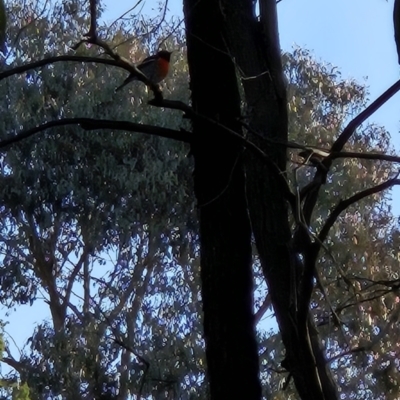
[102,0,400,160]
[3,0,400,360]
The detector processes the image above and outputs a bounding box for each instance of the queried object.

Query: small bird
[115,50,173,92]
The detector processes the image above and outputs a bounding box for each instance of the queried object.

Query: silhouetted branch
[254,294,271,325]
[74,5,164,99]
[336,289,394,315]
[329,301,400,364]
[2,356,26,373]
[114,338,150,400]
[299,148,400,165]
[0,110,295,211]
[0,55,121,81]
[62,246,91,317]
[327,346,367,364]
[318,177,400,245]
[150,98,296,207]
[353,276,400,289]
[0,118,190,151]
[332,79,400,153]
[85,0,97,39]
[106,0,145,37]
[330,151,400,163]
[301,79,400,224]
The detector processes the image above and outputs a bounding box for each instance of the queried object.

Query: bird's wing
[137,54,157,70]
[115,54,158,92]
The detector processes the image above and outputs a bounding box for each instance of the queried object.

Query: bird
[115,50,173,92]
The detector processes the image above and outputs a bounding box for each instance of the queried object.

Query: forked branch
[318,176,400,245]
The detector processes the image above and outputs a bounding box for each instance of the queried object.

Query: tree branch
[62,246,90,316]
[0,55,122,81]
[301,79,400,224]
[74,7,163,98]
[0,108,296,209]
[299,148,400,165]
[85,0,97,39]
[0,118,190,151]
[318,177,400,245]
[331,151,400,164]
[254,294,271,325]
[2,356,27,373]
[150,98,296,207]
[332,79,400,153]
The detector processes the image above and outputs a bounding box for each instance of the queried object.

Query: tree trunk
[218,0,339,399]
[183,1,262,399]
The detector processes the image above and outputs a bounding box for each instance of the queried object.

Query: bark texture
[218,1,338,398]
[183,1,262,399]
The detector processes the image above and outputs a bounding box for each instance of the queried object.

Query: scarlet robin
[115,50,172,92]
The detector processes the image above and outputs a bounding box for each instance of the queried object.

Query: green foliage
[0,1,201,399]
[11,383,30,400]
[256,48,400,400]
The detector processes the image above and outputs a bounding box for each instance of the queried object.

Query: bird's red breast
[137,51,171,83]
[156,57,170,81]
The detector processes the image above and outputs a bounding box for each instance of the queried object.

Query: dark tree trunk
[218,1,339,399]
[183,1,262,399]
[183,0,339,399]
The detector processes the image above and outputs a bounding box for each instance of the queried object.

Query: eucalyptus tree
[0,1,400,399]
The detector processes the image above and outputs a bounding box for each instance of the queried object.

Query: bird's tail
[115,75,137,92]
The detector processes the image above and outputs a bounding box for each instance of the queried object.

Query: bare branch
[85,0,97,39]
[2,356,27,373]
[330,151,400,164]
[332,79,400,153]
[301,79,400,224]
[336,289,394,314]
[107,0,145,32]
[0,118,190,151]
[62,246,91,315]
[150,98,296,208]
[0,52,160,100]
[264,140,400,165]
[327,346,367,364]
[114,337,150,400]
[64,298,84,321]
[353,276,400,289]
[3,331,22,358]
[318,177,400,245]
[90,273,137,322]
[0,55,121,81]
[254,294,271,325]
[328,301,400,364]
[0,102,294,212]
[73,16,164,98]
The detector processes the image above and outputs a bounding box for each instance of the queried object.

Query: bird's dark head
[157,50,173,61]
